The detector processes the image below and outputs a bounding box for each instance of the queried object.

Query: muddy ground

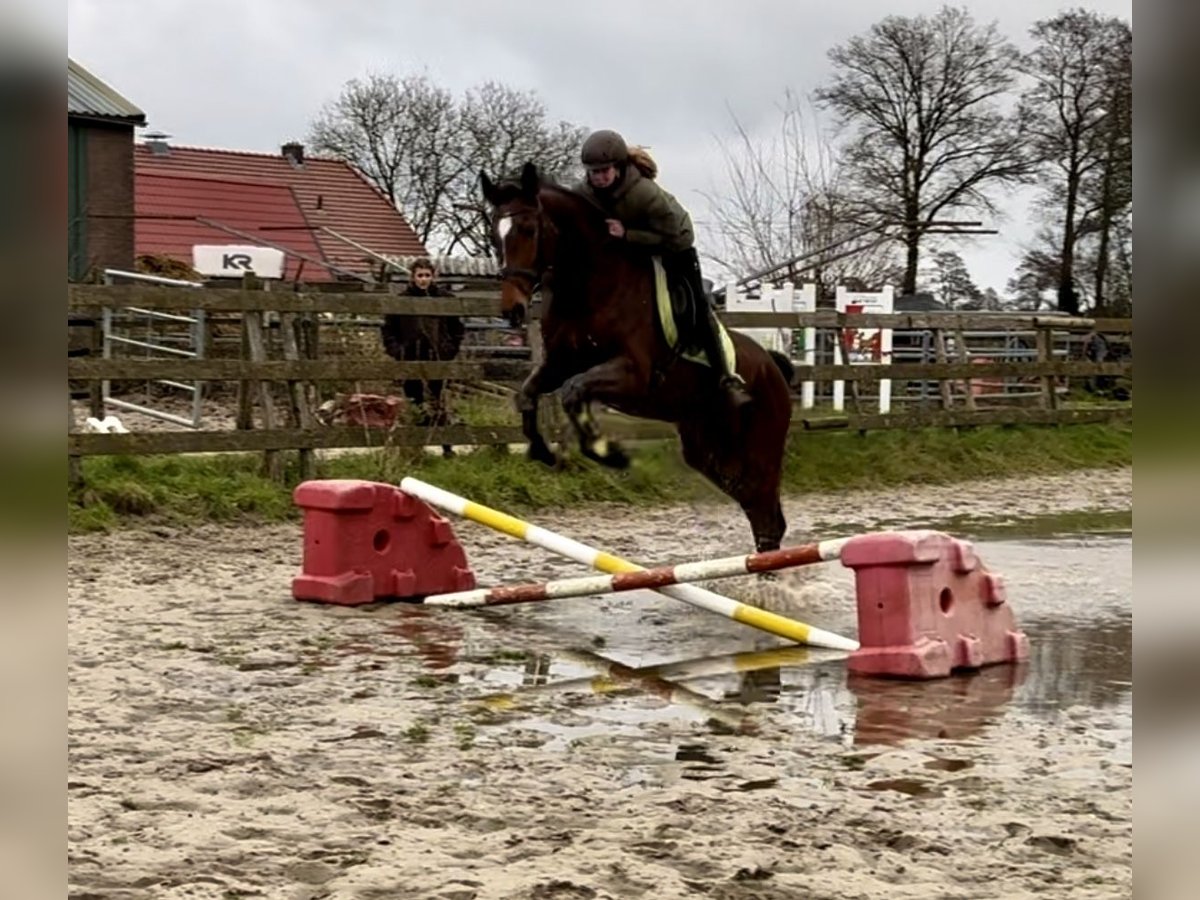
[68,467,1132,900]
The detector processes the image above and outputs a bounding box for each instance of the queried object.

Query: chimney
[282,141,305,167]
[144,130,171,156]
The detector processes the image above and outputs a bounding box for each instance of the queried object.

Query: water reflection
[475,601,1132,748]
[1015,612,1132,711]
[381,606,463,670]
[846,664,1029,745]
[366,533,1132,750]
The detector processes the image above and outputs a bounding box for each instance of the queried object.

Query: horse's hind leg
[740,492,786,554]
[678,421,787,553]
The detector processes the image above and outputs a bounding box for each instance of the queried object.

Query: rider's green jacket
[576,164,694,253]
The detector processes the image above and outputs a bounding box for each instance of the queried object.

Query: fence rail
[67,283,1133,472]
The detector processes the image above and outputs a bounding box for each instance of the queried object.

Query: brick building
[68,58,147,281]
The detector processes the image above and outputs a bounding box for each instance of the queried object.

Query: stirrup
[720,373,752,406]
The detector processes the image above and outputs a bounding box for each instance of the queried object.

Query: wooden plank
[67,357,1132,383]
[68,424,531,456]
[846,406,1132,431]
[68,284,503,316]
[68,286,1133,333]
[67,402,1133,458]
[718,310,1133,332]
[68,358,534,381]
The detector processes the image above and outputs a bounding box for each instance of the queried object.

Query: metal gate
[101,269,207,428]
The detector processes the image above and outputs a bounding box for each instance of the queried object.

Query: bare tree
[700,90,902,295]
[1020,9,1131,314]
[442,81,584,256]
[1087,20,1132,311]
[813,5,1034,295]
[308,75,584,257]
[307,72,459,244]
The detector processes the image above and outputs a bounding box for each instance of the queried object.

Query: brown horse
[479,162,795,552]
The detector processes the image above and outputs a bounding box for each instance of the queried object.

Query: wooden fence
[67,282,1133,479]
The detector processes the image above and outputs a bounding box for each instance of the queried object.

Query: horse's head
[480,161,546,329]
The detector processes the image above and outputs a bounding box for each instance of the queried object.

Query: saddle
[651,257,736,372]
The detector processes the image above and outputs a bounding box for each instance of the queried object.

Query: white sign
[192,245,285,279]
[833,285,895,413]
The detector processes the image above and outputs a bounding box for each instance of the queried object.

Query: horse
[479,161,796,553]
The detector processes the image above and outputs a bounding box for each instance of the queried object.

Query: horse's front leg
[515,355,575,467]
[559,357,641,469]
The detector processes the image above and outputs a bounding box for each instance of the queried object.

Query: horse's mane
[537,180,611,235]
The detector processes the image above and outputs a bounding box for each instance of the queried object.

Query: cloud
[67,0,1132,291]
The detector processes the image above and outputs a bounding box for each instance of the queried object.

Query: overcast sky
[66,0,1131,293]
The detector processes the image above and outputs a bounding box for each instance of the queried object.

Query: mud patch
[68,468,1133,899]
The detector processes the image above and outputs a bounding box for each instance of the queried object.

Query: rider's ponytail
[627,145,658,180]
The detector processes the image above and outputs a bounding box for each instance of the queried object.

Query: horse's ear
[520,161,539,197]
[480,170,498,205]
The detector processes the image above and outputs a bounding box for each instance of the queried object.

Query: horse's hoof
[604,444,631,470]
[528,442,560,468]
[586,439,630,470]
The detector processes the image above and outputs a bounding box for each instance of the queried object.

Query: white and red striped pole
[399,477,859,652]
[423,539,847,608]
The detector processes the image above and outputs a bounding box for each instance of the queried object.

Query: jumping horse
[479,162,795,552]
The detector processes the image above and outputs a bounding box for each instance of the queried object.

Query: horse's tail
[768,349,795,386]
[628,145,658,180]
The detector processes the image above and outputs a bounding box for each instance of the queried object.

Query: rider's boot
[698,302,752,409]
[678,250,751,409]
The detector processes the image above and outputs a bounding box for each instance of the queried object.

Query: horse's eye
[517,223,536,237]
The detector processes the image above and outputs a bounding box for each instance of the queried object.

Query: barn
[68,58,147,280]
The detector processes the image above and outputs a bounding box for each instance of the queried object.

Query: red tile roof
[134,142,428,282]
[135,173,335,282]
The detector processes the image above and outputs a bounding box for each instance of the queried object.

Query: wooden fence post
[281,309,315,480]
[1037,324,1059,411]
[239,274,284,481]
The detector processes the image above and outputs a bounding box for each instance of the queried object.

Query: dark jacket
[381,281,465,363]
[576,164,694,253]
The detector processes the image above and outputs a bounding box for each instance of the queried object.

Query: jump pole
[424,539,849,608]
[399,477,860,652]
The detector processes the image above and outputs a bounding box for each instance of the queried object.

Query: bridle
[496,204,548,295]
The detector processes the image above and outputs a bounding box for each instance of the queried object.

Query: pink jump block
[291,479,475,606]
[841,530,1029,679]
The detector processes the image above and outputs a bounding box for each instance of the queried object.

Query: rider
[575,129,752,408]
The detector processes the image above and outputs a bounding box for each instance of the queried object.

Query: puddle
[811,508,1132,542]
[675,745,720,765]
[360,527,1131,760]
[924,757,974,773]
[866,778,944,798]
[736,778,779,791]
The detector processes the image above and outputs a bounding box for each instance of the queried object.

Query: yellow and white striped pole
[399,477,860,652]
[480,645,824,710]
